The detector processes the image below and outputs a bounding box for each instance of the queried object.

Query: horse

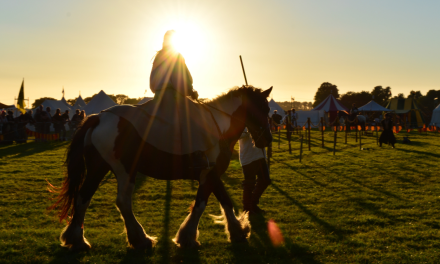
[48,85,273,251]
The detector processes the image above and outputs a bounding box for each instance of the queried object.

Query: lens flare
[267,219,284,246]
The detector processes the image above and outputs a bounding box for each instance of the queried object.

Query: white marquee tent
[268,99,286,118]
[72,95,87,110]
[296,110,328,128]
[82,90,117,115]
[137,97,153,105]
[429,103,440,127]
[358,100,391,112]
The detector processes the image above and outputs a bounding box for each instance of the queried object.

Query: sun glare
[164,22,206,63]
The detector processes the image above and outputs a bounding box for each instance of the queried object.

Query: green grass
[1,130,440,263]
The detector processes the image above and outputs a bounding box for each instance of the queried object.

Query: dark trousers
[242,158,271,209]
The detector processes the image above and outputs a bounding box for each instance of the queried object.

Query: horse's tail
[47,114,101,223]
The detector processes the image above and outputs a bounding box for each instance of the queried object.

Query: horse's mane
[205,85,264,104]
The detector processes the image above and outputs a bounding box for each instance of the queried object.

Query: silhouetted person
[379,113,396,148]
[271,110,282,131]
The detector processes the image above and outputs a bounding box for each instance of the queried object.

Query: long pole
[359,129,362,150]
[300,135,303,163]
[333,129,337,155]
[278,127,281,149]
[239,55,248,86]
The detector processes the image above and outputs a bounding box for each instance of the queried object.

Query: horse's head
[243,85,273,149]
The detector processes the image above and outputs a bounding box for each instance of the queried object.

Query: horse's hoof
[173,238,201,249]
[69,241,91,252]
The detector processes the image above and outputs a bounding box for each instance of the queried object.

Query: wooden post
[359,129,362,150]
[308,117,311,151]
[267,142,272,171]
[333,129,337,155]
[321,117,324,148]
[376,126,379,145]
[278,126,281,149]
[355,124,358,142]
[300,135,303,162]
[288,124,292,154]
[345,124,348,144]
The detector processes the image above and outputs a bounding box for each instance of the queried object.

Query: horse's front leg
[114,163,157,249]
[210,176,251,243]
[172,170,213,248]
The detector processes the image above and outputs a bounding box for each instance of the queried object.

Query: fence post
[278,126,281,149]
[376,126,379,145]
[355,125,358,142]
[345,124,348,144]
[333,129,337,155]
[308,117,311,151]
[288,125,292,154]
[321,117,324,148]
[300,135,303,163]
[359,129,362,150]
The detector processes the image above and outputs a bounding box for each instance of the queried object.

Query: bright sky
[1,0,439,106]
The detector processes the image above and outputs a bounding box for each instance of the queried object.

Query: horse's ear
[262,86,273,98]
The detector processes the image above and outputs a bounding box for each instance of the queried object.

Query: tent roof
[38,99,72,113]
[0,102,15,109]
[137,97,153,105]
[82,90,117,115]
[430,103,440,126]
[312,94,348,112]
[268,99,286,117]
[72,95,87,110]
[385,98,422,114]
[358,100,391,112]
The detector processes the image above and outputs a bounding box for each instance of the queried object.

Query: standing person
[45,106,52,137]
[79,110,86,120]
[70,109,81,131]
[379,113,396,148]
[61,110,70,140]
[52,109,67,141]
[271,110,282,132]
[239,128,271,214]
[350,103,359,121]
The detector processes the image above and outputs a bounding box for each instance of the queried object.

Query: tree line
[312,82,440,115]
[31,94,144,109]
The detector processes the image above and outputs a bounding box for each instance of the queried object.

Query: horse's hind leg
[211,176,251,243]
[60,145,110,251]
[113,164,156,249]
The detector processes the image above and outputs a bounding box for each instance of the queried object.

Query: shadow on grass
[270,182,349,240]
[220,176,322,263]
[0,141,68,159]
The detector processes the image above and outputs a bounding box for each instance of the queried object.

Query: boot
[251,179,271,214]
[242,180,256,213]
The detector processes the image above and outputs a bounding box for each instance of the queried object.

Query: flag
[17,79,26,114]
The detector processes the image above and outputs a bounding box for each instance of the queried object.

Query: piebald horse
[49,85,273,251]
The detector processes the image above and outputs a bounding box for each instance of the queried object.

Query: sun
[164,22,206,63]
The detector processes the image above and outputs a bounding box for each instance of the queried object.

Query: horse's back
[102,91,220,155]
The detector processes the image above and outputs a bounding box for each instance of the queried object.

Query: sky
[1,0,439,106]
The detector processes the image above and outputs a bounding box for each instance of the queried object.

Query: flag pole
[239,55,248,86]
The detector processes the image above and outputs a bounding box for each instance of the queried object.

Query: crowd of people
[0,105,86,144]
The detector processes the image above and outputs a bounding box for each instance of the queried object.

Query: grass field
[1,129,440,263]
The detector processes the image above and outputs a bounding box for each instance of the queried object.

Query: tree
[66,99,76,106]
[340,91,371,109]
[408,90,423,100]
[393,93,405,99]
[371,86,392,106]
[116,94,129,105]
[313,82,340,107]
[32,97,57,109]
[124,98,142,105]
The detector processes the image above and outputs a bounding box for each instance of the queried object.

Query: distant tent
[60,97,70,107]
[137,97,153,105]
[358,100,391,112]
[385,98,425,128]
[429,103,440,127]
[72,95,87,110]
[312,94,348,123]
[268,99,286,118]
[82,90,117,115]
[0,102,15,109]
[37,99,72,114]
[296,110,328,128]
